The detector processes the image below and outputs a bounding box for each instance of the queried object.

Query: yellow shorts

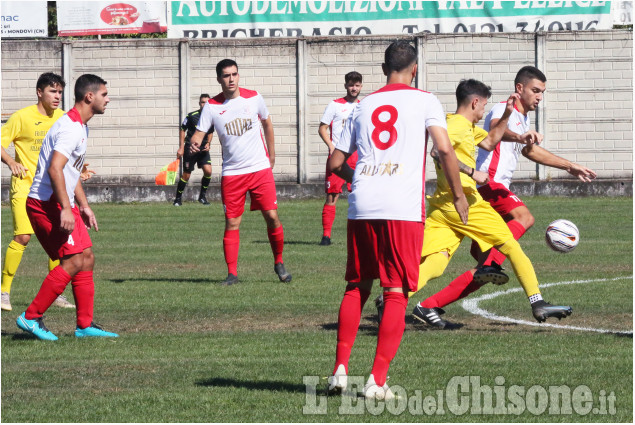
[422,199,513,259]
[11,196,34,236]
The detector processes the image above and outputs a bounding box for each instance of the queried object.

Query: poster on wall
[56,1,167,36]
[167,1,614,39]
[1,1,48,38]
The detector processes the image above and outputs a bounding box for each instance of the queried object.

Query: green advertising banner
[168,1,613,39]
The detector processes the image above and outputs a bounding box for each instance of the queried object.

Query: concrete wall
[1,31,632,191]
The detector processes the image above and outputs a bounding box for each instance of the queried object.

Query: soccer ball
[545,219,579,253]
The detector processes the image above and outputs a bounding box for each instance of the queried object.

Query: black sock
[176,178,187,198]
[200,176,211,198]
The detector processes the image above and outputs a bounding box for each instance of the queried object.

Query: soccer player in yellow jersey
[406,79,572,328]
[1,73,76,311]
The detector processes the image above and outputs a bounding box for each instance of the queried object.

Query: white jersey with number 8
[336,83,446,222]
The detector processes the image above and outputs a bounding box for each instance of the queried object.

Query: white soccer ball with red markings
[545,219,579,253]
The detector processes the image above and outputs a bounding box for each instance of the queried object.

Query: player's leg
[2,197,33,311]
[261,209,291,282]
[221,174,247,285]
[174,153,195,206]
[197,155,212,205]
[321,168,345,245]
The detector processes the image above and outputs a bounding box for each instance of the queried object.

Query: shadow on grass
[195,377,307,393]
[1,330,40,340]
[107,278,224,284]
[251,240,327,246]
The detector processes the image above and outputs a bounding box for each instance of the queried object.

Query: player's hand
[176,147,184,159]
[202,144,210,152]
[519,130,543,145]
[504,93,520,114]
[80,164,96,182]
[80,206,99,231]
[568,163,597,183]
[453,194,469,225]
[328,144,335,156]
[269,155,275,169]
[8,161,28,179]
[60,208,75,235]
[472,170,489,185]
[189,142,201,154]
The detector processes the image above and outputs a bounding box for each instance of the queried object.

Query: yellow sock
[48,258,60,272]
[408,252,450,298]
[497,239,540,298]
[1,240,27,293]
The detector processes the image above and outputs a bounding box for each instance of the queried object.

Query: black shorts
[183,145,211,173]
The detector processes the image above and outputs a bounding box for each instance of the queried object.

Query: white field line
[461,276,633,335]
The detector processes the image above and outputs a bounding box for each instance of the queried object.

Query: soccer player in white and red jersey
[326,41,468,400]
[16,74,118,340]
[418,66,596,327]
[317,71,362,246]
[189,59,291,286]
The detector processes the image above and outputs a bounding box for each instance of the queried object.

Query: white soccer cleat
[1,292,12,311]
[52,294,75,309]
[363,374,395,400]
[327,364,347,394]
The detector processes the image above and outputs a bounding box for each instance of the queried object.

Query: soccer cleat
[173,197,182,207]
[374,294,384,322]
[319,236,331,246]
[363,374,395,400]
[198,196,210,205]
[221,273,239,286]
[274,262,292,283]
[412,304,448,329]
[327,364,347,395]
[473,262,509,286]
[1,292,12,311]
[75,322,119,338]
[16,312,58,341]
[52,294,75,309]
[532,301,573,323]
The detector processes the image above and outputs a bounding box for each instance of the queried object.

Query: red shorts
[26,197,92,261]
[221,168,278,219]
[325,151,357,194]
[478,181,526,216]
[345,219,424,292]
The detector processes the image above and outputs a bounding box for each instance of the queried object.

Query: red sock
[485,220,527,266]
[322,204,336,238]
[267,225,284,264]
[371,291,408,387]
[223,229,240,275]
[25,266,71,319]
[71,271,95,329]
[334,284,370,375]
[422,270,479,309]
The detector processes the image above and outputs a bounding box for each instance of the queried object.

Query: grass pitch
[1,196,632,422]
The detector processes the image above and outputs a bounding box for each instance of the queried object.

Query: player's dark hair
[74,74,107,102]
[200,93,210,100]
[345,71,362,84]
[514,66,547,86]
[36,72,65,91]
[384,41,417,73]
[216,59,238,78]
[456,79,492,107]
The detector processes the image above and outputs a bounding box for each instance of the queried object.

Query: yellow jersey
[2,105,65,198]
[430,113,488,209]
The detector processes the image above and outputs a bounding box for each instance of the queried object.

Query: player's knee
[60,253,84,276]
[82,249,95,270]
[13,234,30,246]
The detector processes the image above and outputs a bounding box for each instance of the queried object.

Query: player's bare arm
[328,148,354,183]
[495,122,543,145]
[48,151,75,234]
[429,126,469,224]
[430,145,489,185]
[177,129,186,159]
[74,182,98,231]
[522,144,597,182]
[318,123,335,155]
[261,116,275,168]
[1,146,28,178]
[479,93,520,151]
[188,130,206,153]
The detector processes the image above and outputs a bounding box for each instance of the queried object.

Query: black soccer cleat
[412,304,449,329]
[374,294,384,322]
[221,274,239,286]
[319,236,332,246]
[532,301,573,323]
[274,262,292,283]
[173,197,182,207]
[198,197,210,205]
[473,262,509,286]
